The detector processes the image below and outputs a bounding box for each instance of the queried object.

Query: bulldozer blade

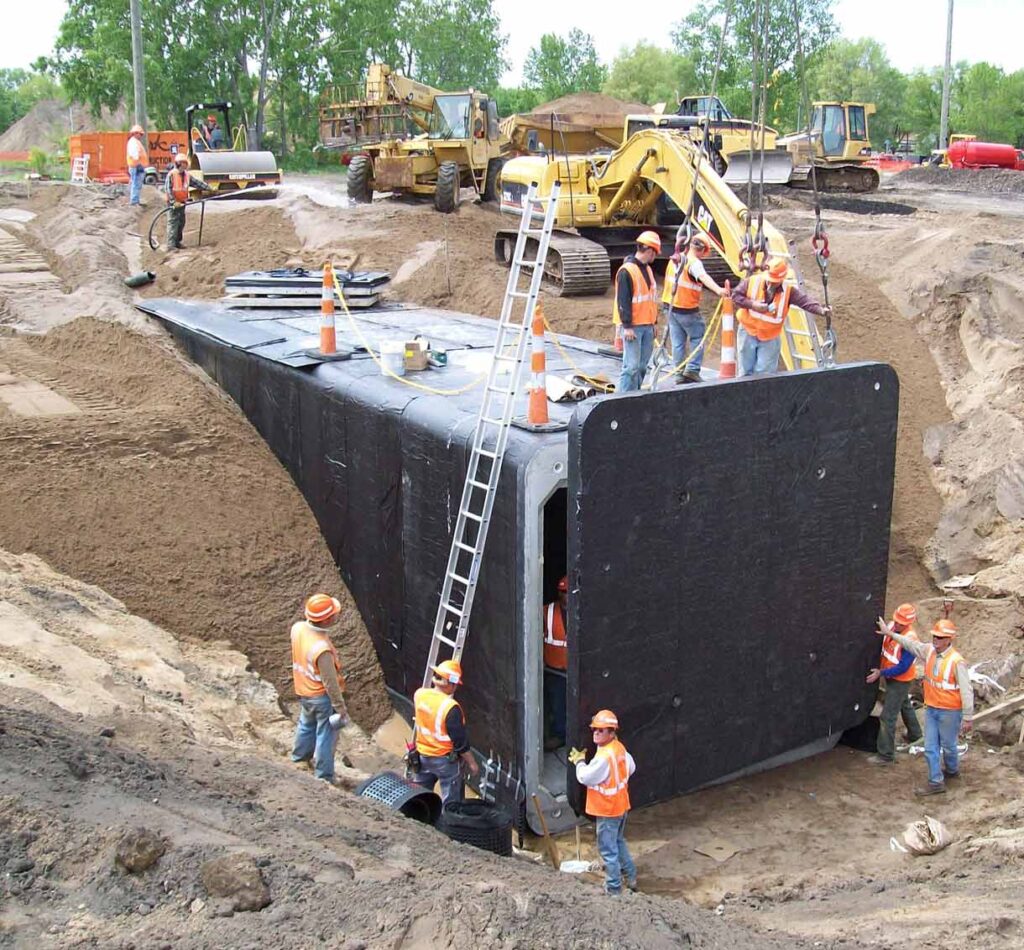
[722,151,794,186]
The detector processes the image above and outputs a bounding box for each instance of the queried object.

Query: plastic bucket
[380,341,405,377]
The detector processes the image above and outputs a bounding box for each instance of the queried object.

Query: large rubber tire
[437,800,512,856]
[434,161,461,213]
[347,155,373,204]
[481,157,506,203]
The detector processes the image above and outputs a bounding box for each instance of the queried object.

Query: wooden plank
[971,692,1024,725]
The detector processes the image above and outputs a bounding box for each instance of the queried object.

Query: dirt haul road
[0,170,1023,948]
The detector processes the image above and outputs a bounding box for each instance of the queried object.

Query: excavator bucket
[722,150,794,185]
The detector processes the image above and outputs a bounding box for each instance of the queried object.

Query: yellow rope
[328,263,487,397]
[649,299,724,384]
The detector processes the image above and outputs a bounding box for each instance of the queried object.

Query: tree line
[7,0,1022,161]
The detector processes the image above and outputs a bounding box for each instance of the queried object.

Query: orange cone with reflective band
[527,301,549,425]
[719,281,736,379]
[320,262,337,355]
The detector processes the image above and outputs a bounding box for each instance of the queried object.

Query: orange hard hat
[304,593,341,624]
[130,124,144,135]
[636,230,662,253]
[558,576,568,593]
[174,153,189,165]
[590,709,619,729]
[690,234,712,257]
[207,114,218,122]
[931,618,957,639]
[766,258,789,282]
[892,603,917,626]
[432,659,463,685]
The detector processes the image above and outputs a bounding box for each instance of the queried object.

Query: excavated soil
[893,166,1024,196]
[530,92,652,115]
[0,98,129,153]
[3,174,1024,947]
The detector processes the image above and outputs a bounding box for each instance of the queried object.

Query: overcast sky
[3,0,1021,84]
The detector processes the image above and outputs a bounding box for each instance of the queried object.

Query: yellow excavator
[318,63,508,212]
[495,125,828,367]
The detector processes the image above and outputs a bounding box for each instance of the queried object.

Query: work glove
[328,713,351,729]
[568,747,586,766]
[875,616,892,637]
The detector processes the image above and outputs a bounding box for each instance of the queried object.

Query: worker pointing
[731,258,831,375]
[661,233,728,384]
[876,617,973,796]
[613,231,660,393]
[411,659,478,804]
[866,603,923,765]
[569,709,637,895]
[289,593,352,783]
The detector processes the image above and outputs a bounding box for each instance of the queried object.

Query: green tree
[954,62,1024,145]
[523,30,606,102]
[602,43,697,107]
[672,0,838,128]
[808,38,906,146]
[492,86,543,117]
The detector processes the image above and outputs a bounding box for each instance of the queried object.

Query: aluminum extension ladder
[782,309,829,369]
[420,180,561,687]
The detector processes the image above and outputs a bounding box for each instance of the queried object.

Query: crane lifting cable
[792,0,837,364]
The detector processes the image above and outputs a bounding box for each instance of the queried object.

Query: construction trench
[1,169,1024,947]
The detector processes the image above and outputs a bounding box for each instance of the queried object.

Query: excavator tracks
[494,229,610,297]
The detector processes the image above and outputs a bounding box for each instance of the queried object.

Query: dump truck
[178,101,281,196]
[318,63,508,212]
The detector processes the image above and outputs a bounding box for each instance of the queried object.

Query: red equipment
[947,140,1020,170]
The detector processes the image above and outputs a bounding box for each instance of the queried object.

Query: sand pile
[893,165,1024,195]
[0,99,128,153]
[531,91,652,115]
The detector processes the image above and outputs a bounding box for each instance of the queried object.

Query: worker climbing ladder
[420,181,561,687]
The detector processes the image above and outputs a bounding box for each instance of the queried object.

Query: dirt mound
[892,165,1024,195]
[0,99,128,153]
[531,91,651,115]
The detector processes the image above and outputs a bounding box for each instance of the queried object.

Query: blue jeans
[667,307,706,377]
[290,694,339,780]
[737,326,782,376]
[618,324,654,393]
[924,706,962,785]
[129,164,146,205]
[413,753,464,805]
[596,814,636,894]
[543,668,566,746]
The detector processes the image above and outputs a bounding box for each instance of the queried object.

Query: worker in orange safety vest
[569,709,637,895]
[613,231,660,393]
[731,257,831,376]
[126,124,149,206]
[543,575,569,750]
[876,617,974,796]
[163,153,211,251]
[865,602,924,764]
[411,659,479,804]
[661,234,728,384]
[289,593,352,782]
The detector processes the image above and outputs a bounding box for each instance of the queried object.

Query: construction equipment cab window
[814,105,847,156]
[431,95,470,139]
[847,106,868,142]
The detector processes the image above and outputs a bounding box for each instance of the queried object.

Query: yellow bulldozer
[318,63,508,212]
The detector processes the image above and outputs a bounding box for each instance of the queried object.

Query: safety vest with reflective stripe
[880,628,918,683]
[126,136,149,168]
[168,169,190,204]
[290,621,343,698]
[736,273,793,341]
[585,738,631,818]
[662,256,703,310]
[544,601,567,670]
[612,262,658,327]
[414,687,462,757]
[923,647,964,710]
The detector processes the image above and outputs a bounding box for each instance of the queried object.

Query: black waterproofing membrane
[138,297,898,815]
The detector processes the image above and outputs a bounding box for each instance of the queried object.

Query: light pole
[939,0,953,150]
[130,0,148,129]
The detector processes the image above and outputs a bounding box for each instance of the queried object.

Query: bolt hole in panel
[566,364,898,812]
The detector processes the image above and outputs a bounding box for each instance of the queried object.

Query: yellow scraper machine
[182,101,282,196]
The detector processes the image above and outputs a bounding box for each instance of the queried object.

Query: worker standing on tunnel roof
[613,231,660,393]
[866,603,924,765]
[411,659,479,804]
[290,593,352,783]
[878,617,973,796]
[731,258,831,375]
[570,710,637,895]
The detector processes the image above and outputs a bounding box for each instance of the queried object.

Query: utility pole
[129,0,148,129]
[939,0,954,150]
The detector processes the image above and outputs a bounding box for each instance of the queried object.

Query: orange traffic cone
[320,261,337,355]
[719,281,736,379]
[527,302,549,425]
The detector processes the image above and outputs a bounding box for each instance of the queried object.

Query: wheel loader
[318,63,508,213]
[180,101,281,196]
